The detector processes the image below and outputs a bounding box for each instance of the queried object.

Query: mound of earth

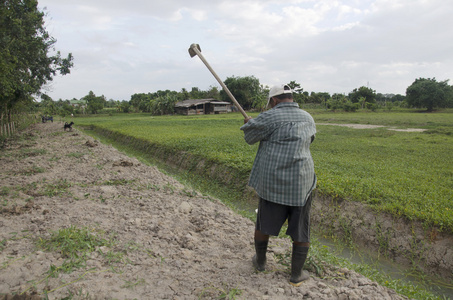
[0,122,407,299]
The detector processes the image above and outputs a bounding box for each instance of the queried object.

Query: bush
[343,101,360,112]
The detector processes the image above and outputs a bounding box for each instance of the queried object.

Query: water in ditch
[315,236,453,299]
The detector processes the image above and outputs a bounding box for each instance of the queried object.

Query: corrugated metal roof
[175,99,231,108]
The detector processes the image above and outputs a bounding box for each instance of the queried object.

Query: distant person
[240,84,317,286]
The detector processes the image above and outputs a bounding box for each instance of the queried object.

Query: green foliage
[119,100,131,113]
[406,78,452,111]
[16,165,45,176]
[287,81,308,106]
[349,86,377,105]
[36,226,115,270]
[199,285,242,299]
[343,100,360,112]
[67,152,85,158]
[327,98,360,112]
[44,179,72,197]
[83,91,106,114]
[121,278,146,289]
[150,94,179,115]
[311,122,453,232]
[75,111,453,233]
[0,0,73,115]
[221,75,263,110]
[129,90,183,114]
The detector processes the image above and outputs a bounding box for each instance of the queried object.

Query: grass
[67,152,85,158]
[18,148,47,158]
[199,285,242,299]
[23,224,167,297]
[36,226,115,266]
[15,165,45,176]
[75,110,453,233]
[44,179,72,197]
[24,226,121,296]
[312,125,453,231]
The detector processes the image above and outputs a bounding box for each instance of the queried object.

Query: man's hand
[244,117,253,124]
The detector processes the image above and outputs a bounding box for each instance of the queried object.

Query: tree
[205,86,220,100]
[40,94,57,115]
[180,88,190,100]
[130,93,151,112]
[287,81,306,105]
[348,86,376,108]
[390,94,405,102]
[0,0,73,121]
[119,101,131,113]
[190,87,202,99]
[150,94,178,115]
[83,91,105,114]
[406,78,452,112]
[287,81,303,93]
[221,76,262,110]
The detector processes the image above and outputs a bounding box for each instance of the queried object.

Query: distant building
[69,99,87,108]
[175,99,231,115]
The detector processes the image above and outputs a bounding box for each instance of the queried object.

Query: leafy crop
[75,111,453,233]
[312,125,453,231]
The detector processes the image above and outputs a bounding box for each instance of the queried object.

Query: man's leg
[253,230,269,271]
[255,229,270,241]
[288,194,314,286]
[290,241,310,286]
[253,198,287,272]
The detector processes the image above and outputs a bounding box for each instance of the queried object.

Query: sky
[37,0,453,101]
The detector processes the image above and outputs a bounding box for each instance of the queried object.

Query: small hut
[174,99,231,115]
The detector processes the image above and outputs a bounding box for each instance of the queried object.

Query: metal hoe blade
[188,43,201,58]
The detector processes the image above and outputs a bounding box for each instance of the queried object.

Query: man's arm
[240,116,270,145]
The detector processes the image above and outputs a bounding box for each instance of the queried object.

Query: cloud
[38,0,453,100]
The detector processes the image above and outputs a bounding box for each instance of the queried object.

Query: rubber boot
[289,244,310,286]
[252,239,268,272]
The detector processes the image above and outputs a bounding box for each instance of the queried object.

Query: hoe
[188,43,249,119]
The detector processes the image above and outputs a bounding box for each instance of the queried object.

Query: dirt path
[0,122,407,299]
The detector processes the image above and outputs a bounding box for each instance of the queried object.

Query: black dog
[64,122,74,131]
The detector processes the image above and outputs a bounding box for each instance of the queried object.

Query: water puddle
[318,237,453,299]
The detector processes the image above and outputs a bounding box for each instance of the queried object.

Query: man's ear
[270,97,275,107]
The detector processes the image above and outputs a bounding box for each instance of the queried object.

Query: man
[240,84,316,287]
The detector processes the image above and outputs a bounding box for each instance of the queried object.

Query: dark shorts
[255,194,313,243]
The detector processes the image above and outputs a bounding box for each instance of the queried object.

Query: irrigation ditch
[81,124,453,295]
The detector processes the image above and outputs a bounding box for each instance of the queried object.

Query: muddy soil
[0,122,408,299]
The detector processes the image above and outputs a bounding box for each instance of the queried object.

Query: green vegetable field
[75,110,453,233]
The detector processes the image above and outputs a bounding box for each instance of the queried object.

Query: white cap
[266,84,293,109]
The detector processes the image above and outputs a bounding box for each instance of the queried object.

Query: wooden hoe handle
[189,43,249,118]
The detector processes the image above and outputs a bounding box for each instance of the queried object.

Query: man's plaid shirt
[240,102,316,206]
